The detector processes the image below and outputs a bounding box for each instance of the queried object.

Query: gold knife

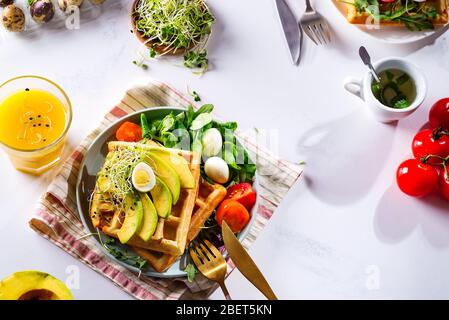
[222,221,278,300]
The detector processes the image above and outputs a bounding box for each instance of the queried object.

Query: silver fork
[299,0,331,45]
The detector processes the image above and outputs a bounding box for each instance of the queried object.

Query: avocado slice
[148,150,195,189]
[144,153,181,204]
[0,271,73,300]
[117,194,143,244]
[137,193,158,241]
[150,177,173,219]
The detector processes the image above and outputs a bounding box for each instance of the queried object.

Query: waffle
[133,179,227,273]
[90,141,201,256]
[345,0,448,26]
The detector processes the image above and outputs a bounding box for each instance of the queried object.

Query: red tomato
[412,129,449,164]
[397,159,439,197]
[429,98,449,129]
[440,171,449,201]
[116,121,142,142]
[224,183,257,210]
[215,200,250,233]
[380,0,396,2]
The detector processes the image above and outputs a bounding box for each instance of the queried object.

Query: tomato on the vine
[429,98,449,129]
[440,171,449,201]
[396,159,439,197]
[412,129,449,164]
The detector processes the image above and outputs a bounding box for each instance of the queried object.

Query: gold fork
[189,239,231,300]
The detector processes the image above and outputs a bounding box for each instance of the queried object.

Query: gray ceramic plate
[76,107,258,278]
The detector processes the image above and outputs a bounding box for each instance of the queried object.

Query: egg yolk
[135,170,151,186]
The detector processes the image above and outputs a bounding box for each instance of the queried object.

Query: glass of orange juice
[0,75,72,175]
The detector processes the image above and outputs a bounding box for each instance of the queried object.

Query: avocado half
[0,270,73,300]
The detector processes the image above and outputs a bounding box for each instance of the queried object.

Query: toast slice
[346,0,448,26]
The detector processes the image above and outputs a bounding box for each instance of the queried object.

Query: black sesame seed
[38,124,41,126]
[37,115,41,118]
[45,124,50,127]
[25,88,29,91]
[29,117,33,120]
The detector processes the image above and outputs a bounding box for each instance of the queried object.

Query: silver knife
[275,0,302,65]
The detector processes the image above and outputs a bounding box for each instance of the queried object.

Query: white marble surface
[1,0,449,300]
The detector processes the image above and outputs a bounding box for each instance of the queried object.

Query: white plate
[331,0,449,44]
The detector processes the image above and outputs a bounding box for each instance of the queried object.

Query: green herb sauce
[371,69,416,109]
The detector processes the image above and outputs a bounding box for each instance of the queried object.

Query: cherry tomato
[440,171,449,202]
[224,183,257,210]
[429,98,449,129]
[116,121,142,142]
[215,200,250,233]
[412,129,449,164]
[397,159,439,197]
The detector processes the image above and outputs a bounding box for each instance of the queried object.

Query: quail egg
[132,162,156,193]
[30,0,55,24]
[1,4,25,32]
[58,0,83,12]
[204,157,229,184]
[0,0,14,8]
[201,128,223,157]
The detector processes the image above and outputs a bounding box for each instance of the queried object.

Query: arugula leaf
[184,263,198,282]
[101,236,147,271]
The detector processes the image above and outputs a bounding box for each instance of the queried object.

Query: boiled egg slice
[132,162,156,193]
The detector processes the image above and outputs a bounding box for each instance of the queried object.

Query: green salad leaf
[184,263,198,282]
[100,236,147,271]
[140,104,256,186]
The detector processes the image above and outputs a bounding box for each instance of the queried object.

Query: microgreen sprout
[97,146,149,210]
[133,59,149,70]
[134,0,215,55]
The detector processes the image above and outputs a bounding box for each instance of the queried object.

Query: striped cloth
[28,79,303,300]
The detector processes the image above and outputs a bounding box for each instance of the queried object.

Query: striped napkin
[28,79,303,300]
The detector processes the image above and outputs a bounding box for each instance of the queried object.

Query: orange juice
[0,76,72,175]
[0,89,66,150]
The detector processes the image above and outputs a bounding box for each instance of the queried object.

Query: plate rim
[75,106,259,278]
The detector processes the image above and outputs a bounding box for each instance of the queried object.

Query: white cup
[344,57,427,123]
